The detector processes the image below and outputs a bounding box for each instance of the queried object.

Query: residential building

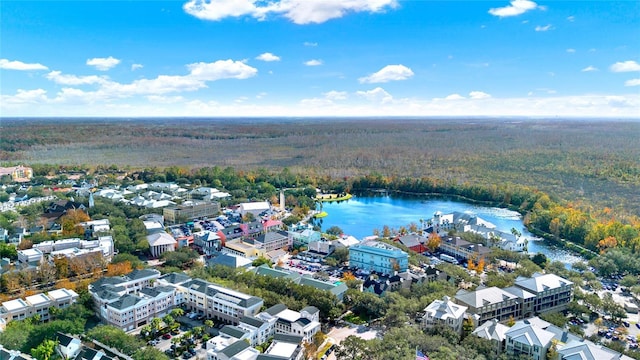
[208,253,253,269]
[513,273,574,313]
[260,334,304,360]
[421,296,468,334]
[505,319,555,360]
[249,231,290,253]
[89,269,161,308]
[0,165,33,182]
[0,288,78,329]
[206,339,260,360]
[349,240,408,275]
[194,230,223,256]
[17,248,43,266]
[163,201,220,224]
[438,236,492,261]
[288,229,321,247]
[472,319,510,355]
[55,332,82,360]
[455,286,523,324]
[238,315,277,346]
[79,219,111,237]
[557,339,635,360]
[0,345,34,360]
[176,278,263,325]
[147,232,177,258]
[396,234,427,253]
[263,304,320,343]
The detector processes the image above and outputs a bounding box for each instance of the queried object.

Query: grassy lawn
[314,211,328,218]
[316,193,353,202]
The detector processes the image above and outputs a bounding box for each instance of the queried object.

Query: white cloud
[359,64,414,84]
[0,59,48,71]
[256,92,268,99]
[488,0,538,17]
[86,56,121,71]
[147,95,185,103]
[186,59,258,80]
[581,66,598,72]
[304,59,323,66]
[1,89,48,104]
[445,94,465,100]
[610,60,640,72]
[46,71,110,85]
[469,91,491,99]
[183,0,398,25]
[625,79,640,87]
[256,52,281,62]
[356,87,393,103]
[324,90,348,100]
[303,42,317,47]
[535,24,553,32]
[131,64,144,71]
[567,15,575,22]
[566,48,575,53]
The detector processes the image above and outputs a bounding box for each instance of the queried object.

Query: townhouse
[454,286,523,324]
[513,273,574,314]
[263,304,321,344]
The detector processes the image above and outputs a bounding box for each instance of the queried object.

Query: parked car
[162,333,172,339]
[623,321,630,327]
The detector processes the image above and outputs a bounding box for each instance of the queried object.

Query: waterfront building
[438,236,492,261]
[349,240,408,275]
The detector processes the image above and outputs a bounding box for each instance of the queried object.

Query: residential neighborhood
[0,169,639,360]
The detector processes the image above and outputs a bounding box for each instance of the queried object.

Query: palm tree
[163,314,175,327]
[204,319,214,330]
[192,326,203,339]
[141,324,153,338]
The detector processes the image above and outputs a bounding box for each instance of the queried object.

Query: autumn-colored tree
[53,256,70,278]
[426,232,441,251]
[598,236,617,253]
[61,209,90,236]
[382,225,391,238]
[56,278,76,290]
[476,257,485,273]
[342,271,356,281]
[467,258,475,271]
[106,261,133,276]
[18,239,34,250]
[409,222,418,233]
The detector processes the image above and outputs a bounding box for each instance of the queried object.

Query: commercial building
[147,232,177,258]
[163,201,220,224]
[349,240,408,275]
[438,236,492,261]
[455,286,523,324]
[262,304,321,343]
[0,288,79,330]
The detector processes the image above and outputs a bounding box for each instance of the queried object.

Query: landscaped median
[315,193,353,202]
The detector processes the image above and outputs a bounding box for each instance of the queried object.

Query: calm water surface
[317,195,583,266]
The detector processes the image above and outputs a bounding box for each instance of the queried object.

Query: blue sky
[1,0,639,117]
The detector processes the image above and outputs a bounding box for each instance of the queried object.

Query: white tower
[280,190,285,211]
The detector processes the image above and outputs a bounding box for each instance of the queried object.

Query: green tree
[132,346,170,360]
[30,339,57,360]
[326,226,343,236]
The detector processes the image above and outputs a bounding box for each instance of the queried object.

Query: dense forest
[1,118,638,214]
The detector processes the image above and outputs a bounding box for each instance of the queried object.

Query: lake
[316,194,584,267]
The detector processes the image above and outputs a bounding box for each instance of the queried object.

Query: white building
[0,288,79,330]
[421,296,467,334]
[17,248,43,266]
[147,232,177,258]
[237,201,270,218]
[472,319,510,355]
[505,319,556,360]
[262,304,321,343]
[261,334,304,360]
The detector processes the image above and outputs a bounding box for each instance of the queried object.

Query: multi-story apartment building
[513,273,574,313]
[505,320,555,360]
[421,296,467,334]
[0,288,79,330]
[455,286,522,324]
[438,236,492,261]
[238,315,277,346]
[263,304,321,343]
[89,269,161,309]
[163,202,220,224]
[171,277,263,325]
[349,240,409,275]
[249,231,290,253]
[99,286,176,331]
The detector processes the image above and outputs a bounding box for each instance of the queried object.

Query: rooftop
[455,286,519,308]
